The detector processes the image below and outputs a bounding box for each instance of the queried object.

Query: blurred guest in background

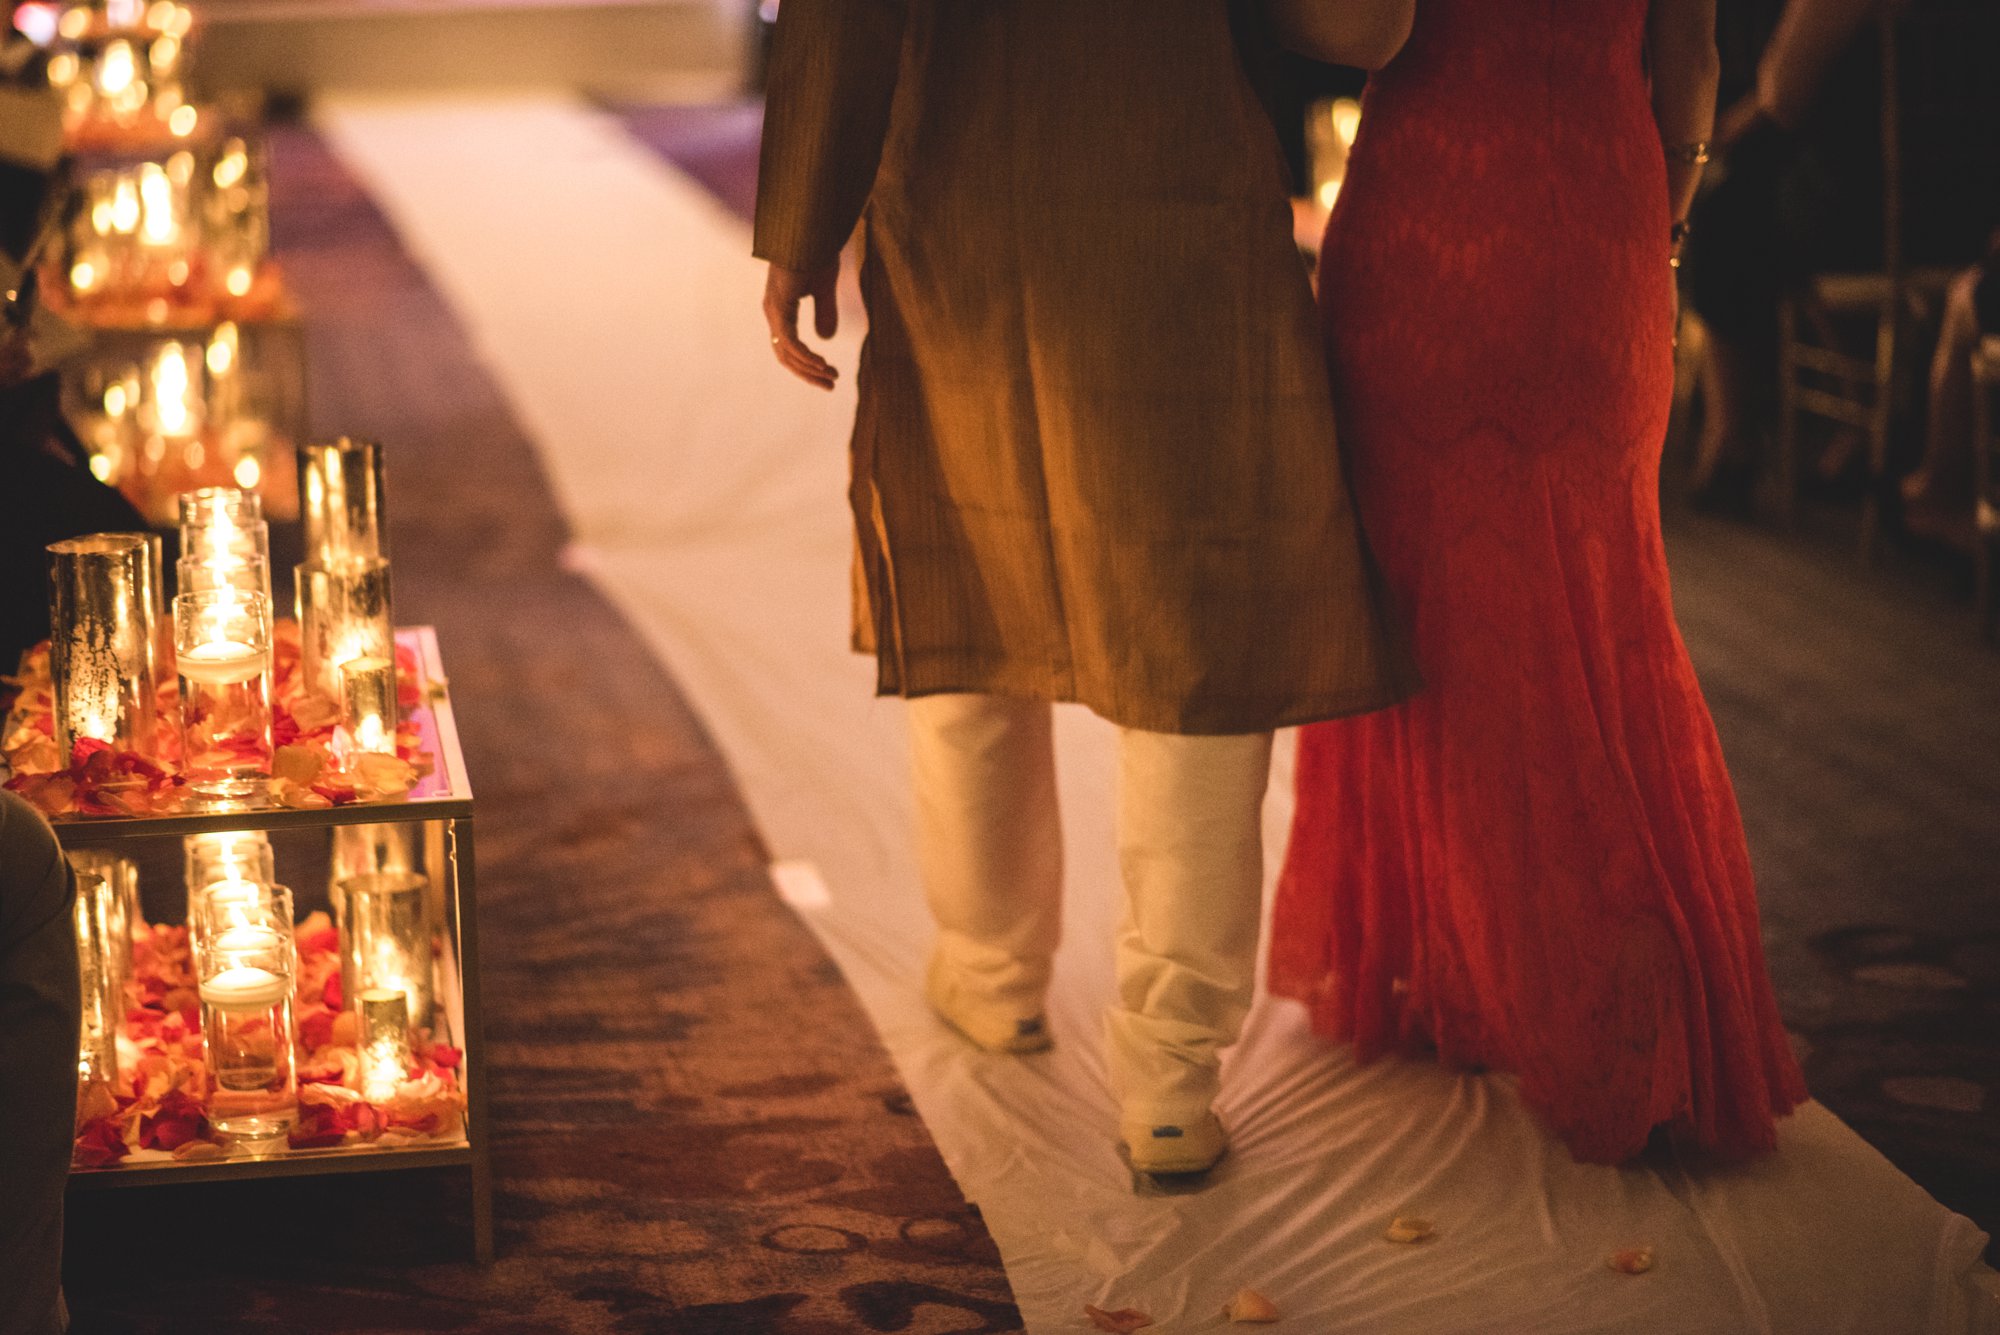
[1902,233,2000,528]
[1680,0,2000,507]
[1680,0,1891,502]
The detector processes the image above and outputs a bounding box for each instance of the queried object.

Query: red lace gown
[1271,0,1809,1163]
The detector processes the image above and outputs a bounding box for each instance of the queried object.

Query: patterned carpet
[60,123,1023,1334]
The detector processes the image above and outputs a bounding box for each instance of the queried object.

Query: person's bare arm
[1649,0,1720,229]
[1265,0,1415,71]
[1757,0,1880,130]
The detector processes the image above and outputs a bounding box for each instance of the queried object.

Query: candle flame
[151,341,195,438]
[97,40,136,96]
[110,178,140,235]
[138,163,177,245]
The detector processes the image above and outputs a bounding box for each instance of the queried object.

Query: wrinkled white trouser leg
[1107,727,1274,1126]
[906,693,1063,1019]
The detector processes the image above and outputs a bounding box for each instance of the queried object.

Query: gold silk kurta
[754,0,1418,735]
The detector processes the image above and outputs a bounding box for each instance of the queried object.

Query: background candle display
[47,532,158,762]
[41,2,197,150]
[60,320,304,526]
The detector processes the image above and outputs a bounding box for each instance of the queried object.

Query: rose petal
[1225,1288,1280,1324]
[1385,1216,1435,1244]
[1607,1247,1655,1275]
[1083,1306,1153,1333]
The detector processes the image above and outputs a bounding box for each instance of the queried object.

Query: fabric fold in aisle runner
[317,92,1998,1333]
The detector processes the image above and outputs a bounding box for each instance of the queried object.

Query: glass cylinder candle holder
[102,531,173,687]
[174,589,273,802]
[181,502,272,591]
[196,933,296,1148]
[300,437,385,567]
[178,486,263,534]
[184,830,275,892]
[340,655,397,756]
[296,557,393,702]
[334,871,434,1030]
[71,866,127,1087]
[48,534,159,763]
[333,821,419,885]
[69,848,143,970]
[357,987,412,1103]
[177,550,270,602]
[191,881,293,952]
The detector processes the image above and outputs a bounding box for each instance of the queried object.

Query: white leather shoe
[924,955,1052,1054]
[1119,1112,1227,1176]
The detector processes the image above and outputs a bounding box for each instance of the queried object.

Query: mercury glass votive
[68,849,143,972]
[196,931,296,1148]
[174,589,273,802]
[102,531,172,686]
[332,821,419,886]
[70,865,130,1087]
[339,655,397,755]
[48,534,158,763]
[357,987,412,1102]
[300,437,385,568]
[296,557,393,702]
[334,870,434,1030]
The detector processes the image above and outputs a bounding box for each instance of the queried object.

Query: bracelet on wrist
[1665,139,1711,166]
[1670,219,1691,268]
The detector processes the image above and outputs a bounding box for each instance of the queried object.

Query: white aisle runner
[320,93,1997,1334]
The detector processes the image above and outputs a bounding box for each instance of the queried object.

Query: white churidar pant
[907,692,1273,1124]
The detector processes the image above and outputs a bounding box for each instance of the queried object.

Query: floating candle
[199,965,288,1011]
[177,638,266,686]
[211,924,284,955]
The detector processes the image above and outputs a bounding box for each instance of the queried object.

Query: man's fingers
[772,331,837,389]
[811,274,839,340]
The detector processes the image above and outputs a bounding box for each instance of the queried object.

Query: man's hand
[763,260,841,391]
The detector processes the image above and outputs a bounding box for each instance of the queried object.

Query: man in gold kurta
[755,0,1415,1175]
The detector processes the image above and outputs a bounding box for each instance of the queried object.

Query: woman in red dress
[1269,0,1809,1162]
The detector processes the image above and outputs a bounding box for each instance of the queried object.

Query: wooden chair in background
[1773,2,1995,557]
